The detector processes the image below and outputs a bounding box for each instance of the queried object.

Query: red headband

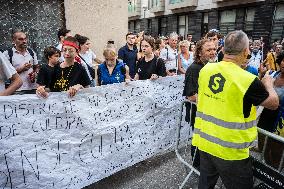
[63,41,79,50]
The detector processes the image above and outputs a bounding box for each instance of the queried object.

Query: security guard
[192,30,279,189]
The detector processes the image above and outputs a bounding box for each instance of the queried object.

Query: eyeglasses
[62,48,75,53]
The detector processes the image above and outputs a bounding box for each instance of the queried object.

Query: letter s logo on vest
[208,73,226,94]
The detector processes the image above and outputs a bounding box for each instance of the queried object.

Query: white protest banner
[0,76,190,189]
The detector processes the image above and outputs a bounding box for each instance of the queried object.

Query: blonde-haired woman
[97,47,130,86]
[178,40,194,74]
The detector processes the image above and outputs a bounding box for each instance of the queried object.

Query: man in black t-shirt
[118,32,138,79]
[183,39,217,168]
[183,39,216,102]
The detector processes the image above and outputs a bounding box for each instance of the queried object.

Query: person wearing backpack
[74,34,98,87]
[3,31,39,94]
[159,32,178,76]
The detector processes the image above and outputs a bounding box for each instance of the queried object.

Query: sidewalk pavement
[84,146,200,189]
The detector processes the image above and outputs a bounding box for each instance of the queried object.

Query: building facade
[128,0,284,46]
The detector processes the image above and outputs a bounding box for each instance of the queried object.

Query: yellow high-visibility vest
[192,61,258,160]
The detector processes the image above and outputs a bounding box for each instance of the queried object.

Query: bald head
[12,31,28,50]
[12,31,25,40]
[224,30,249,55]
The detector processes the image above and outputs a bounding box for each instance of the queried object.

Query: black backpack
[4,48,35,89]
[78,54,96,79]
[7,48,35,64]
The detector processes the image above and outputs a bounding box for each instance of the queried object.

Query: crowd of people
[1,27,284,189]
[1,28,283,97]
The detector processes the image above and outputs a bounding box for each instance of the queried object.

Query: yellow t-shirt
[266,52,279,71]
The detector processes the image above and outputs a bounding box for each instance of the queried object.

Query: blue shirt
[246,65,258,76]
[97,61,126,85]
[118,44,138,78]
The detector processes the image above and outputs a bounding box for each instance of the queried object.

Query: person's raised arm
[260,72,279,110]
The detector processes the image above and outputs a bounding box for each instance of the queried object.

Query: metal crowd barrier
[252,128,284,189]
[175,100,284,189]
[175,100,200,189]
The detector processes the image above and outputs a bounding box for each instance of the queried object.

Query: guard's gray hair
[223,30,249,55]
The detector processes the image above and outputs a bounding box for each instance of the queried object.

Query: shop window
[201,12,209,37]
[271,4,284,43]
[169,0,184,4]
[219,10,236,35]
[160,17,167,36]
[148,19,152,34]
[275,4,284,20]
[134,20,141,33]
[245,8,255,33]
[178,15,188,38]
